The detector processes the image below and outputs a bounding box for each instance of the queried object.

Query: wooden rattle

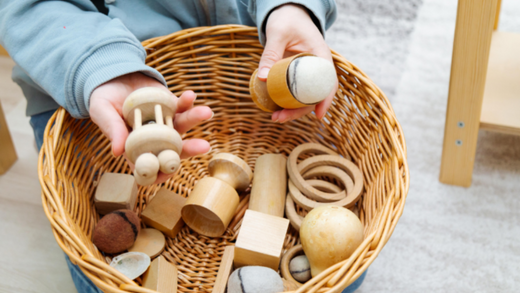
[250,53,337,112]
[122,87,182,186]
[181,153,253,237]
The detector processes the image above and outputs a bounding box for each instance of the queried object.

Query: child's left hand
[257,4,338,123]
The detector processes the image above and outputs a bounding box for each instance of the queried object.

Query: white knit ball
[227,266,284,293]
[289,255,311,282]
[287,56,336,104]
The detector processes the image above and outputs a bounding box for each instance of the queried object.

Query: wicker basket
[39,25,409,293]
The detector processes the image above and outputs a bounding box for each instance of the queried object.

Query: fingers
[180,139,211,159]
[176,90,197,113]
[90,98,129,157]
[258,36,286,81]
[272,106,315,123]
[174,105,213,133]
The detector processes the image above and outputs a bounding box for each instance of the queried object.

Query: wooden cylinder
[181,177,240,237]
[249,154,287,217]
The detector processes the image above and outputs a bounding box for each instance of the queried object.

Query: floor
[0,0,519,292]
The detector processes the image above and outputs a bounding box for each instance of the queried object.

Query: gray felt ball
[289,255,311,282]
[287,56,336,104]
[227,266,284,293]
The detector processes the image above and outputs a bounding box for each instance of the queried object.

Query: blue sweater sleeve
[247,0,338,45]
[0,0,166,119]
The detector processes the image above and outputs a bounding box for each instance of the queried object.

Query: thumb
[257,38,286,81]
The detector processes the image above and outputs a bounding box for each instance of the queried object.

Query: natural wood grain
[0,100,17,174]
[94,173,138,215]
[249,154,287,217]
[141,188,186,238]
[128,228,166,258]
[142,256,178,293]
[213,246,234,293]
[494,0,502,30]
[280,245,305,285]
[234,210,289,270]
[440,0,498,187]
[480,31,520,136]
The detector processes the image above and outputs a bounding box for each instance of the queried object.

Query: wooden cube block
[234,210,290,270]
[142,256,178,293]
[94,173,138,215]
[141,188,186,238]
[213,246,235,293]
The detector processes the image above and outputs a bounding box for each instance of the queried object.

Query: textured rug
[329,0,520,292]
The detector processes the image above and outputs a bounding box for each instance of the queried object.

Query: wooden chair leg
[440,0,498,187]
[0,100,17,174]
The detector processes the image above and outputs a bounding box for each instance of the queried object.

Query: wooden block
[234,210,289,270]
[213,246,235,293]
[142,256,178,293]
[94,173,138,215]
[128,228,166,258]
[0,100,17,175]
[142,188,186,238]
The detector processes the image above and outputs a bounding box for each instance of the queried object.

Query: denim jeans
[30,109,366,293]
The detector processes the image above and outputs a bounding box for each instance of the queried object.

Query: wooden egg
[287,56,336,105]
[92,209,140,254]
[289,255,311,283]
[300,206,363,277]
[227,266,284,293]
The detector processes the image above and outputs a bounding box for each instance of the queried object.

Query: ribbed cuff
[251,0,336,45]
[66,41,166,118]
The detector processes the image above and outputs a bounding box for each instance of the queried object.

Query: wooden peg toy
[182,153,253,237]
[248,154,287,217]
[250,53,337,112]
[142,256,178,293]
[141,188,186,239]
[122,87,182,186]
[213,246,235,293]
[128,228,166,258]
[94,172,138,215]
[234,209,289,270]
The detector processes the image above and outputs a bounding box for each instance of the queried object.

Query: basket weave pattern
[39,25,409,293]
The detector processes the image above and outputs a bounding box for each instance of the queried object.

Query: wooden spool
[181,153,253,237]
[248,154,287,217]
[122,87,182,186]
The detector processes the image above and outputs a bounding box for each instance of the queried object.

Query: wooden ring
[285,179,342,231]
[300,166,354,202]
[280,245,305,285]
[289,155,363,209]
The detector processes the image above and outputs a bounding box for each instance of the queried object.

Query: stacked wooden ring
[285,143,364,231]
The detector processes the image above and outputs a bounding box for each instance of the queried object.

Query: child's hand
[258,4,338,123]
[89,72,213,183]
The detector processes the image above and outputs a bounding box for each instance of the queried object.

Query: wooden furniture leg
[439,0,498,187]
[0,100,17,174]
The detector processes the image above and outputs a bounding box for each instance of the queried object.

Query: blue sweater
[0,0,337,118]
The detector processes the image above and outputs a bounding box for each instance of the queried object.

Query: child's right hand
[89,72,213,182]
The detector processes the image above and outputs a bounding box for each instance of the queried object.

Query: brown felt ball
[93,209,141,254]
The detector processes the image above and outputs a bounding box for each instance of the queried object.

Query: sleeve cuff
[66,41,166,119]
[251,0,337,45]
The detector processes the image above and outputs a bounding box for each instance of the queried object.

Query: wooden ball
[93,209,141,254]
[135,153,160,178]
[228,266,284,293]
[289,255,311,283]
[157,150,180,174]
[288,56,336,104]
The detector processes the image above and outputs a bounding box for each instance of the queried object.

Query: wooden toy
[141,188,186,239]
[300,165,353,201]
[213,246,235,293]
[234,210,289,270]
[280,244,305,285]
[290,255,312,283]
[92,209,140,254]
[227,266,284,293]
[122,87,182,186]
[128,228,166,258]
[182,153,252,237]
[283,278,301,291]
[0,100,17,175]
[142,256,178,293]
[249,154,287,217]
[285,179,342,231]
[109,252,150,280]
[289,155,364,209]
[94,173,138,215]
[249,53,336,111]
[300,206,364,277]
